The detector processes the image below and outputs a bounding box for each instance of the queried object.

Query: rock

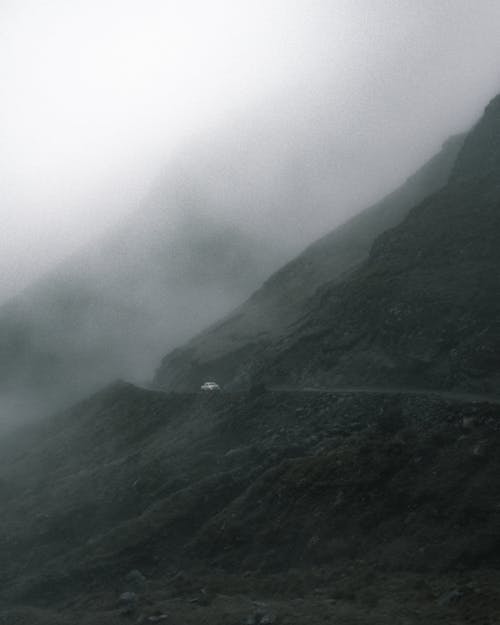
[118,591,139,615]
[472,441,487,457]
[119,591,138,605]
[125,569,147,592]
[242,610,276,625]
[225,446,251,462]
[147,614,168,622]
[436,588,462,606]
[188,588,214,606]
[461,416,475,430]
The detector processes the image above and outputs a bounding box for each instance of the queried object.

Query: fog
[2,0,500,299]
[1,1,500,428]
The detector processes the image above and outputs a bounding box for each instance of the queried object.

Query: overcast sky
[1,0,500,302]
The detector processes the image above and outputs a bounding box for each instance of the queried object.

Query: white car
[200,381,221,392]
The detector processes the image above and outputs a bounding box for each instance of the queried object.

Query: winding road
[270,385,500,405]
[142,381,500,405]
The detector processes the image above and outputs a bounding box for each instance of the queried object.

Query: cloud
[0,0,500,301]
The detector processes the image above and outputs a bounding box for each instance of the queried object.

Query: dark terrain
[1,383,500,623]
[157,97,500,395]
[154,134,464,392]
[1,94,500,623]
[256,96,500,394]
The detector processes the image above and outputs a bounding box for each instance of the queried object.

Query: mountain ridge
[251,94,500,392]
[154,133,466,391]
[1,95,500,625]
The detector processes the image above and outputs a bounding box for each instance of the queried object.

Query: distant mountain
[0,206,283,422]
[154,133,465,390]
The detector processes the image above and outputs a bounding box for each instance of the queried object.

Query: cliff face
[154,134,465,391]
[254,95,500,392]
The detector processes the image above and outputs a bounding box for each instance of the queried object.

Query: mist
[2,0,500,299]
[1,1,500,428]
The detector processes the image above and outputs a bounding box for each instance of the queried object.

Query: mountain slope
[3,96,500,624]
[1,382,500,623]
[0,207,283,425]
[247,95,500,392]
[154,134,465,390]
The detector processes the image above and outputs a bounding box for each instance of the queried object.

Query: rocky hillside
[157,95,500,395]
[154,134,464,391]
[1,382,499,623]
[252,94,500,393]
